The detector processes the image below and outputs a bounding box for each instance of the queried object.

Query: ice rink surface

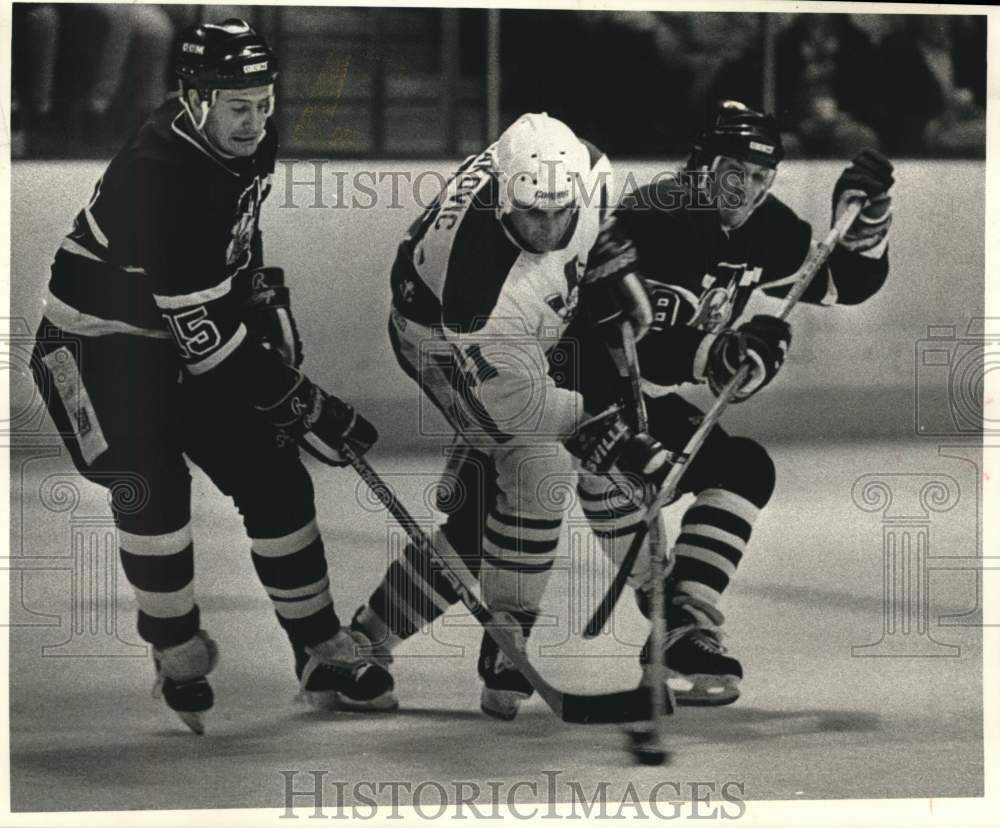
[7,157,987,814]
[8,438,983,811]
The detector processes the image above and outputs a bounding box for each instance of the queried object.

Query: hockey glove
[832,149,894,254]
[255,374,377,466]
[583,217,653,341]
[704,314,791,402]
[244,267,304,367]
[565,406,673,488]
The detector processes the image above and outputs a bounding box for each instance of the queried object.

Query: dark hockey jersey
[617,176,889,389]
[42,98,301,401]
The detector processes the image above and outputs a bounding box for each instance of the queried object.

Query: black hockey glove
[832,149,894,254]
[583,217,653,341]
[255,373,377,466]
[565,406,673,488]
[244,267,304,368]
[704,315,791,402]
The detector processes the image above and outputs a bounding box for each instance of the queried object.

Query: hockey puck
[626,729,671,766]
[631,746,670,766]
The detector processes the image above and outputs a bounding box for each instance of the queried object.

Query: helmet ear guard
[179,87,218,131]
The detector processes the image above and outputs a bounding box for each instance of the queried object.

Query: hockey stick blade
[562,686,666,725]
[582,198,865,639]
[340,446,660,725]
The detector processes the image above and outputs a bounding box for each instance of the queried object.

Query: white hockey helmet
[492,113,589,215]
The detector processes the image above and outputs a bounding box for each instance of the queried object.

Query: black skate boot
[477,610,535,721]
[152,630,219,735]
[331,607,400,712]
[638,590,742,706]
[295,629,397,712]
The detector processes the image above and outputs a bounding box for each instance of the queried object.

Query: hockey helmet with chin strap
[492,112,589,215]
[174,19,278,129]
[687,100,784,171]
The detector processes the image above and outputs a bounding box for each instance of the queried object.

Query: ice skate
[296,629,397,712]
[152,630,219,735]
[640,593,742,706]
[478,611,534,721]
[328,609,400,712]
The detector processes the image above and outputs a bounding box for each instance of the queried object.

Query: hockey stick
[583,198,865,638]
[339,444,664,725]
[619,321,674,757]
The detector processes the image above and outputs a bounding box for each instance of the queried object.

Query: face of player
[506,205,576,253]
[196,85,274,157]
[713,156,777,231]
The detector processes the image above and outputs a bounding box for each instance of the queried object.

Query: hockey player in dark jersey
[568,101,894,705]
[30,20,393,733]
[349,112,671,719]
[350,101,892,712]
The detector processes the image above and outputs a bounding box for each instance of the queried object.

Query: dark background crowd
[11,5,987,159]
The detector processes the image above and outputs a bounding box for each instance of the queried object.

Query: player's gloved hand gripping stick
[583,196,866,639]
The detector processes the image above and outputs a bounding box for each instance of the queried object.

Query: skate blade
[176,710,206,735]
[667,672,740,707]
[480,687,528,721]
[335,690,399,713]
[299,689,340,711]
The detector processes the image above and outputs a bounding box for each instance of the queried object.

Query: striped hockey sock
[118,523,200,649]
[671,488,759,605]
[250,517,340,647]
[366,536,460,642]
[479,506,562,615]
[577,474,652,587]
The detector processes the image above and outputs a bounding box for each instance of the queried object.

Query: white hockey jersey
[390,140,614,443]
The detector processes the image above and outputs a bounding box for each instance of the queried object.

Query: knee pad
[715,437,775,508]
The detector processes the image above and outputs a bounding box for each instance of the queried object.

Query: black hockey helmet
[174,19,277,92]
[688,100,784,170]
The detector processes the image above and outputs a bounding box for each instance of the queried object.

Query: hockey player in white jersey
[354,113,672,718]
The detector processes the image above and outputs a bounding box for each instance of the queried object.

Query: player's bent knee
[719,437,775,508]
[110,462,192,536]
